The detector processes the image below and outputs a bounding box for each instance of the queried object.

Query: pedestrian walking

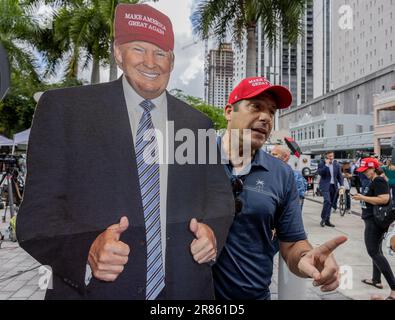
[318,151,344,227]
[352,157,395,300]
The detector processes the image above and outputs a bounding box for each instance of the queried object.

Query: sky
[82,0,207,99]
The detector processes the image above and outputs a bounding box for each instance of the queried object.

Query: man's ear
[113,43,123,70]
[224,104,233,121]
[170,52,175,71]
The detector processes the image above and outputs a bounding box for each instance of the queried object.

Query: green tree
[52,0,110,83]
[192,0,308,77]
[0,0,41,82]
[170,89,227,130]
[0,0,44,137]
[27,0,150,83]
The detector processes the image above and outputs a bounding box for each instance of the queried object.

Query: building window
[356,125,363,133]
[337,124,344,136]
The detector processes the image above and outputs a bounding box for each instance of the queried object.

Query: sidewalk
[277,196,395,300]
[1,196,394,300]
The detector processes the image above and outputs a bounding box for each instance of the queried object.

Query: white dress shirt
[85,76,169,285]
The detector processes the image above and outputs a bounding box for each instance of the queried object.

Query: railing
[296,131,374,151]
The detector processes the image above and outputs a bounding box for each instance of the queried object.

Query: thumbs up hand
[189,218,217,264]
[88,216,130,282]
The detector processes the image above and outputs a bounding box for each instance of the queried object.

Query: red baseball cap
[228,76,293,109]
[114,4,174,52]
[356,157,380,172]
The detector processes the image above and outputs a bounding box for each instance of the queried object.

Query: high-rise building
[205,43,234,108]
[233,2,314,111]
[331,0,395,88]
[280,0,314,108]
[278,0,395,157]
[313,0,332,98]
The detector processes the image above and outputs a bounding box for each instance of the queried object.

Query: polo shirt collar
[218,135,269,172]
[251,148,268,170]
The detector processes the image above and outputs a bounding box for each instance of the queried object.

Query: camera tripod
[0,164,22,223]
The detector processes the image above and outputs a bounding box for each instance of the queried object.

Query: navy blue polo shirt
[213,142,307,300]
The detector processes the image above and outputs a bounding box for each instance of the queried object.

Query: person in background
[352,158,395,300]
[271,145,307,210]
[351,160,360,193]
[381,159,395,205]
[317,151,344,227]
[341,162,352,214]
[371,226,395,300]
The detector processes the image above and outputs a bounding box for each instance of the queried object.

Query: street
[0,193,394,300]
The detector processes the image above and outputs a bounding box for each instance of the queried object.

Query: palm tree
[52,0,110,83]
[192,0,308,77]
[27,0,142,83]
[0,0,42,82]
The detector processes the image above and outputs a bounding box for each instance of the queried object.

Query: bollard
[278,255,307,300]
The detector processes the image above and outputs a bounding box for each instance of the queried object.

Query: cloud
[180,54,202,85]
[148,0,205,98]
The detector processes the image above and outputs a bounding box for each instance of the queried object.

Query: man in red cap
[213,76,347,300]
[16,3,234,300]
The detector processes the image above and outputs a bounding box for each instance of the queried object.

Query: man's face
[271,146,289,162]
[271,147,282,160]
[114,41,174,99]
[364,168,375,179]
[326,153,334,162]
[225,93,276,151]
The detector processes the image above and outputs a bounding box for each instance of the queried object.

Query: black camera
[0,154,19,170]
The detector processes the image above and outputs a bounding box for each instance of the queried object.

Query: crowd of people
[309,153,395,300]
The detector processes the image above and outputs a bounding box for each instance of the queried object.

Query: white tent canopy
[0,134,13,146]
[13,128,30,145]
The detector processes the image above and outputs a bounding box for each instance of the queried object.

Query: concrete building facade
[331,0,395,89]
[280,65,395,156]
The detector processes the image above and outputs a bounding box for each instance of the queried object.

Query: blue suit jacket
[318,160,344,192]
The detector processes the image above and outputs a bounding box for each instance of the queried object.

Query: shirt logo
[256,179,265,191]
[244,178,280,202]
